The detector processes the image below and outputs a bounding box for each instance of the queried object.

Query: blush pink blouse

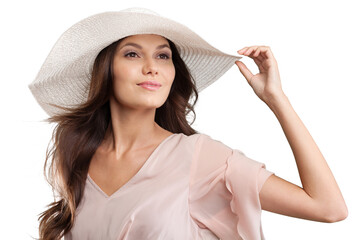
[64,132,274,240]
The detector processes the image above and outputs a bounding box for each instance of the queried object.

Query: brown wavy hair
[35,36,199,240]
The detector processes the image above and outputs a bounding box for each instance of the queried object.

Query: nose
[142,58,158,76]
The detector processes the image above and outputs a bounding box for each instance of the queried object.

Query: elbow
[326,209,348,223]
[322,203,348,223]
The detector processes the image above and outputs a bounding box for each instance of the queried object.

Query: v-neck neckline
[87,133,179,199]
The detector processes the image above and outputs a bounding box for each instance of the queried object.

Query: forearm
[266,92,347,214]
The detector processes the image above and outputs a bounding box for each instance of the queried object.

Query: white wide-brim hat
[28,7,242,117]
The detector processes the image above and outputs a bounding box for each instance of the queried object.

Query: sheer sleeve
[189,133,274,240]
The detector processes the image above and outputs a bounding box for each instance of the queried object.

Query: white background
[1,0,357,239]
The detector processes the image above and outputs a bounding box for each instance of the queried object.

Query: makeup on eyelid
[124,51,171,59]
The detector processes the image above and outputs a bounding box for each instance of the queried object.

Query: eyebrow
[118,42,171,51]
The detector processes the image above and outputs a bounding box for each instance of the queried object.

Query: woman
[29,8,347,240]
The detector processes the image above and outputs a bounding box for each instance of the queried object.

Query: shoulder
[194,133,233,153]
[187,133,235,165]
[180,132,214,148]
[182,132,220,143]
[178,132,239,157]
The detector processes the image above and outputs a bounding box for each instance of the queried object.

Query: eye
[158,53,171,60]
[124,51,139,58]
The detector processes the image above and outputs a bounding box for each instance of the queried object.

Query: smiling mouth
[137,83,161,91]
[137,80,162,87]
[137,83,160,86]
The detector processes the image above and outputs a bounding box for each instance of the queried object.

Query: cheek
[111,63,139,101]
[113,62,138,81]
[164,64,176,84]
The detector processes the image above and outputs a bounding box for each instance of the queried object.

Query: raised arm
[235,46,348,222]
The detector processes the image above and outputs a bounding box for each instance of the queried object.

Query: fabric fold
[224,149,273,240]
[189,134,274,240]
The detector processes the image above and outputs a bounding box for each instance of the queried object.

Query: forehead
[120,34,169,46]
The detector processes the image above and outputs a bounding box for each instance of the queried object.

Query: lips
[137,80,162,87]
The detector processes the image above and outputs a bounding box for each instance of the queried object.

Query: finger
[256,54,265,62]
[253,48,261,57]
[242,49,266,72]
[252,47,266,60]
[237,47,249,55]
[249,47,277,68]
[244,46,259,56]
[238,46,271,64]
[252,57,262,68]
[259,46,275,60]
[235,61,253,83]
[237,47,247,55]
[252,49,264,62]
[240,46,264,62]
[238,46,259,55]
[247,53,264,64]
[237,48,264,71]
[245,46,273,59]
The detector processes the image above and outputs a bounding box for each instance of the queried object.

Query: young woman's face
[111,34,175,110]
